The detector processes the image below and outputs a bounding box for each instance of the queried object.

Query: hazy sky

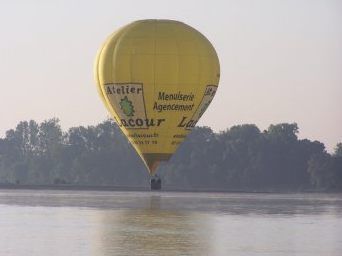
[0,0,341,151]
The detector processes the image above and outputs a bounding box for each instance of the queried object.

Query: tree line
[0,118,341,191]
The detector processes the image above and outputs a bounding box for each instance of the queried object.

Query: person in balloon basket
[150,175,161,190]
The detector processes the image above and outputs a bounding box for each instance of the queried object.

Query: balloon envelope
[94,19,220,174]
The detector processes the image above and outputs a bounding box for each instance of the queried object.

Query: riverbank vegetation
[0,119,341,191]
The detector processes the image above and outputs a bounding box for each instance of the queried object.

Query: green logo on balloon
[120,96,135,117]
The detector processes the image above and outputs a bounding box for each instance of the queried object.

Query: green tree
[334,143,342,157]
[1,119,341,191]
[307,153,334,189]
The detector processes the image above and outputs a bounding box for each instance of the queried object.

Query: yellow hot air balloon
[94,19,220,177]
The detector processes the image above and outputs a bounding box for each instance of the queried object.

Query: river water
[0,190,341,256]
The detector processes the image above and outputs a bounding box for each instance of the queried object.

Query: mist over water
[0,190,341,256]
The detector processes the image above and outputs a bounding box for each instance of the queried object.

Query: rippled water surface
[0,190,341,256]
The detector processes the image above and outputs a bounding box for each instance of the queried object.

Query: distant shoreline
[0,184,336,193]
[0,184,148,192]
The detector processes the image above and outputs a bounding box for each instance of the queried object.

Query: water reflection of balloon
[94,19,220,175]
[96,196,210,256]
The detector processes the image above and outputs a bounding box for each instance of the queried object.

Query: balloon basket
[150,175,162,190]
